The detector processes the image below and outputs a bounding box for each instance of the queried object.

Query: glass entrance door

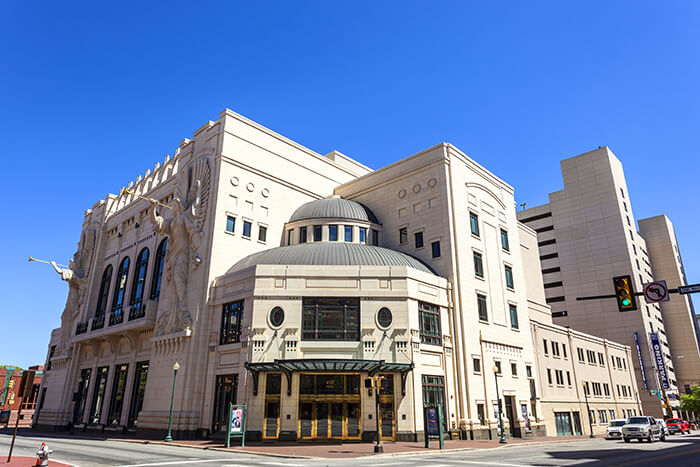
[212,374,238,434]
[316,403,329,438]
[330,403,344,438]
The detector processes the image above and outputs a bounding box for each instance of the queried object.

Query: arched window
[110,257,130,325]
[129,248,149,320]
[150,238,167,301]
[95,265,113,318]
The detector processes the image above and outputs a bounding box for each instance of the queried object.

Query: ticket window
[264,374,281,439]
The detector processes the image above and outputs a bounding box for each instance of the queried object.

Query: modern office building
[37,111,640,441]
[638,215,700,395]
[517,147,687,418]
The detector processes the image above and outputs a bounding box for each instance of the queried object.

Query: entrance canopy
[245,359,414,396]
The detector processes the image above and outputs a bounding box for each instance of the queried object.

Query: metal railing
[76,321,88,335]
[91,314,105,330]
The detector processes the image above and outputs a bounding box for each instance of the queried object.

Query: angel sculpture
[149,158,209,336]
[51,229,95,351]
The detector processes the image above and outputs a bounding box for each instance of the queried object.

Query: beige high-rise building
[517,147,685,418]
[638,215,700,396]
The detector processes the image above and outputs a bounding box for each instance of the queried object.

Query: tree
[679,386,700,418]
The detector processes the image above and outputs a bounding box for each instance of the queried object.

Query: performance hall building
[37,109,638,441]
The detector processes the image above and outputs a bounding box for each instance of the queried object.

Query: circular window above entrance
[269,306,285,328]
[377,307,393,329]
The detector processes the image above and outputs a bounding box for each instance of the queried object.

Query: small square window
[505,265,514,289]
[414,231,424,249]
[431,241,441,258]
[329,225,338,241]
[399,227,408,244]
[500,229,510,251]
[226,216,236,233]
[313,225,322,241]
[243,221,252,238]
[258,225,267,243]
[299,226,307,243]
[344,225,353,242]
[470,212,480,237]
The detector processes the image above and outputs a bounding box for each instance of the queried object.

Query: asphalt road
[0,432,699,466]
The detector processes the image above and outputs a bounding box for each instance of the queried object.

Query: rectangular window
[590,410,596,424]
[511,363,517,376]
[287,229,294,245]
[107,363,129,425]
[414,231,424,249]
[419,302,441,345]
[242,221,252,238]
[562,344,567,359]
[543,339,549,355]
[501,229,510,251]
[302,297,360,341]
[344,225,353,242]
[555,370,563,385]
[473,252,484,278]
[299,226,308,243]
[421,375,447,429]
[504,265,514,289]
[547,368,552,385]
[552,342,560,356]
[220,300,244,344]
[258,225,267,243]
[473,358,481,374]
[509,304,519,329]
[583,382,590,395]
[470,212,480,236]
[313,225,322,241]
[371,229,378,246]
[431,241,441,258]
[603,383,610,396]
[566,371,571,386]
[477,294,488,322]
[329,225,338,241]
[399,227,408,244]
[359,227,367,243]
[578,348,585,362]
[526,365,532,378]
[598,352,605,366]
[226,216,236,233]
[494,361,502,375]
[477,403,486,426]
[89,366,109,424]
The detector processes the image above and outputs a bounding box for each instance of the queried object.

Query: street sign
[649,332,670,390]
[678,283,700,295]
[225,403,247,448]
[643,281,670,303]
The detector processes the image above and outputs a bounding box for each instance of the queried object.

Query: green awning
[245,358,414,396]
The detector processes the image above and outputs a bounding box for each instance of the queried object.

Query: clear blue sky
[2,2,698,368]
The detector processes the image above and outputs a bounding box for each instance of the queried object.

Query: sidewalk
[5,456,72,466]
[154,435,594,459]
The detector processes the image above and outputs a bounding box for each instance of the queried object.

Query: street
[1,432,699,467]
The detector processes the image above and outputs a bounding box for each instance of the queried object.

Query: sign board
[423,404,445,449]
[521,404,530,430]
[678,283,700,295]
[426,407,439,435]
[634,332,648,390]
[643,281,670,303]
[225,403,247,448]
[18,370,36,399]
[0,410,9,424]
[649,332,670,390]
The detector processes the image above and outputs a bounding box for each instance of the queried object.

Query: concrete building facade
[38,111,640,441]
[517,147,690,418]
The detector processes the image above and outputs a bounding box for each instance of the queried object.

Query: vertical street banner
[633,332,648,390]
[649,332,670,390]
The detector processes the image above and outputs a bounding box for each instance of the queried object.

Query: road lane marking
[259,463,306,466]
[117,459,238,467]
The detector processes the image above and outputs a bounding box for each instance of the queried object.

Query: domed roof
[226,242,436,275]
[289,197,379,224]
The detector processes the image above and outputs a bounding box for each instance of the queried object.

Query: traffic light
[613,275,637,312]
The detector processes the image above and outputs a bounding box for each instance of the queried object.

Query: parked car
[657,419,669,437]
[665,418,691,434]
[606,419,627,440]
[622,416,666,442]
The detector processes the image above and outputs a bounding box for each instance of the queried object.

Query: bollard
[35,442,52,466]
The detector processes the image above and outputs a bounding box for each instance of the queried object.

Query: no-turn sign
[643,281,670,303]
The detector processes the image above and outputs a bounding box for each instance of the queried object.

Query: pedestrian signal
[613,275,637,312]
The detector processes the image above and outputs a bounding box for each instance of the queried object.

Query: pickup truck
[622,416,666,443]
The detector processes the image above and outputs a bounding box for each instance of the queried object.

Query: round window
[377,307,393,329]
[269,306,285,328]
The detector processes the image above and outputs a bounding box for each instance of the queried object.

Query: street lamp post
[165,362,180,442]
[372,375,384,454]
[493,365,507,444]
[582,382,594,438]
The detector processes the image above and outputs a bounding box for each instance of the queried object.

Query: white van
[606,419,627,440]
